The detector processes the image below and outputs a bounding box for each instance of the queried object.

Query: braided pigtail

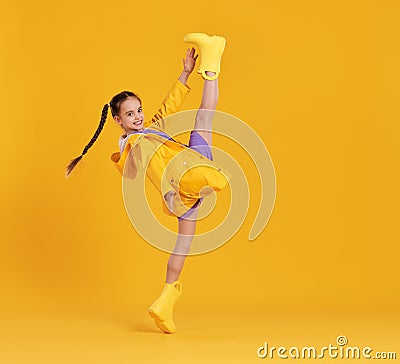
[65,104,109,178]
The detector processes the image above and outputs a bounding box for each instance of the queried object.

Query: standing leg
[166,209,198,283]
[148,209,198,334]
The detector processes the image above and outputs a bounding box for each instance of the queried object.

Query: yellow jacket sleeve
[144,79,191,130]
[111,80,190,176]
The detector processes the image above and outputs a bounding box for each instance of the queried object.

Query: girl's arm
[146,48,198,129]
[178,47,198,85]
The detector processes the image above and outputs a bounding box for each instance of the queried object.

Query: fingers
[186,47,197,59]
[183,47,198,69]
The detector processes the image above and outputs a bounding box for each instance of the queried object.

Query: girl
[66,33,227,334]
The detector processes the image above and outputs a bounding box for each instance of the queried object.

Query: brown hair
[65,91,141,177]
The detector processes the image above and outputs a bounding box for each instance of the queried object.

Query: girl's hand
[182,47,198,74]
[164,190,177,213]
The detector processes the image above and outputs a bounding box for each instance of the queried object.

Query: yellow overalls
[110,80,230,218]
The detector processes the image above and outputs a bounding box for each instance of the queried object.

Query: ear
[114,115,121,125]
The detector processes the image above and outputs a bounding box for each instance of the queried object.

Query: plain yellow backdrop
[1,0,399,352]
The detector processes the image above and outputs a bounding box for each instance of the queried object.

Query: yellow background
[0,0,399,362]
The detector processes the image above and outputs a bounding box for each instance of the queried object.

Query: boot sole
[148,309,176,334]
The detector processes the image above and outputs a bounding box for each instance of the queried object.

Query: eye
[127,112,132,116]
[138,107,142,112]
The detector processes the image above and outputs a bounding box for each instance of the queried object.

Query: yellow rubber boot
[148,280,182,334]
[184,32,226,80]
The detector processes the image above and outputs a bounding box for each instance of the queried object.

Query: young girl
[66,33,227,334]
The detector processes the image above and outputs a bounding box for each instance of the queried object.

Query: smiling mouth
[133,120,143,125]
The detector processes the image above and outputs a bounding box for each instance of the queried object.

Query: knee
[173,236,193,254]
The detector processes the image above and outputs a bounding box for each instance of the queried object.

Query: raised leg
[164,70,219,283]
[194,71,218,146]
[162,71,217,209]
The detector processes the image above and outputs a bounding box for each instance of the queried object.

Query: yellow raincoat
[110,80,230,218]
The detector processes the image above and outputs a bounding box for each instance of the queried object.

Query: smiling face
[113,96,145,135]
